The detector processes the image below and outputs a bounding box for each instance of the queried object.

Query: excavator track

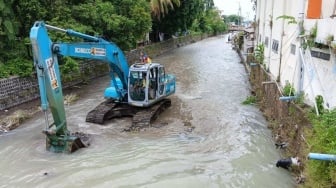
[86,99,116,124]
[86,98,171,130]
[129,98,171,131]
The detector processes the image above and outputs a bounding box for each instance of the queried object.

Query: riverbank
[0,84,87,134]
[234,46,311,184]
[0,99,40,133]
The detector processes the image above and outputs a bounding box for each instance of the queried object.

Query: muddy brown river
[0,36,295,187]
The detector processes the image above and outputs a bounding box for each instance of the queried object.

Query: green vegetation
[150,0,181,20]
[294,92,306,107]
[254,43,265,65]
[153,0,226,38]
[237,32,244,49]
[283,81,295,96]
[223,14,244,26]
[0,0,227,79]
[242,95,256,105]
[326,34,334,46]
[276,15,297,25]
[306,109,336,187]
[0,57,33,78]
[302,23,318,50]
[315,95,325,115]
[59,57,80,82]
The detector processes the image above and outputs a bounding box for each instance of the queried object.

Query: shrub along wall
[0,33,208,111]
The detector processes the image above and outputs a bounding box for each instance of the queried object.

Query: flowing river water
[0,35,295,187]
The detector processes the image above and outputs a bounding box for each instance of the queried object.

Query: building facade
[255,0,336,109]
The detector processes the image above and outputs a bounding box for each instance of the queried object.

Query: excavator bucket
[45,132,91,153]
[69,132,91,153]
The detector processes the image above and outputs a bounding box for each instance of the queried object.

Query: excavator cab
[128,63,175,107]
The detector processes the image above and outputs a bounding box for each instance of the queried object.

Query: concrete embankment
[235,47,311,182]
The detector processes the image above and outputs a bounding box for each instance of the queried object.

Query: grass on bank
[303,109,336,187]
[242,95,257,105]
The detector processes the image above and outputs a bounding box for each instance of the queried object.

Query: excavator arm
[54,42,129,100]
[30,22,68,137]
[47,23,130,100]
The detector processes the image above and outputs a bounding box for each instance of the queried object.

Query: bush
[315,95,325,115]
[59,57,80,82]
[0,57,33,78]
[283,81,295,96]
[242,95,256,105]
[254,43,264,65]
[0,63,10,78]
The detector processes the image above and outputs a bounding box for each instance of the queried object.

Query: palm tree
[150,0,180,20]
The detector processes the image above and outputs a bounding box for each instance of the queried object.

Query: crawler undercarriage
[86,98,171,131]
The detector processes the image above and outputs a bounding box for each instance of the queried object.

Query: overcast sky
[213,0,255,20]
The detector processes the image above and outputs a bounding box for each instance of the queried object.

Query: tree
[50,0,153,50]
[204,0,214,10]
[223,14,244,25]
[151,0,204,41]
[0,0,17,63]
[12,0,49,37]
[150,0,180,20]
[0,0,154,78]
[201,8,227,35]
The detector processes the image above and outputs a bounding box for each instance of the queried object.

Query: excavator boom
[30,21,89,153]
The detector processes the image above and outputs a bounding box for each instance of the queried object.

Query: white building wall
[256,0,336,109]
[279,0,301,91]
[268,0,284,79]
[301,53,336,108]
[255,0,262,44]
[258,0,266,45]
[264,0,273,69]
[302,0,336,108]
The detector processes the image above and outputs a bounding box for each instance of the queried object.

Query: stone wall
[0,76,39,110]
[0,60,108,111]
[0,33,208,111]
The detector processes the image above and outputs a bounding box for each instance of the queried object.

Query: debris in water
[276,157,301,170]
[275,142,288,149]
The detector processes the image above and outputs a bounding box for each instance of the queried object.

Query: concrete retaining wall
[0,60,108,110]
[248,62,310,176]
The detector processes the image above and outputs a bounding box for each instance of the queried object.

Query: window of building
[265,37,269,47]
[310,50,330,61]
[272,40,279,53]
[290,44,296,55]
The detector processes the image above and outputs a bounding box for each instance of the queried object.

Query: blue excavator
[30,21,176,153]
